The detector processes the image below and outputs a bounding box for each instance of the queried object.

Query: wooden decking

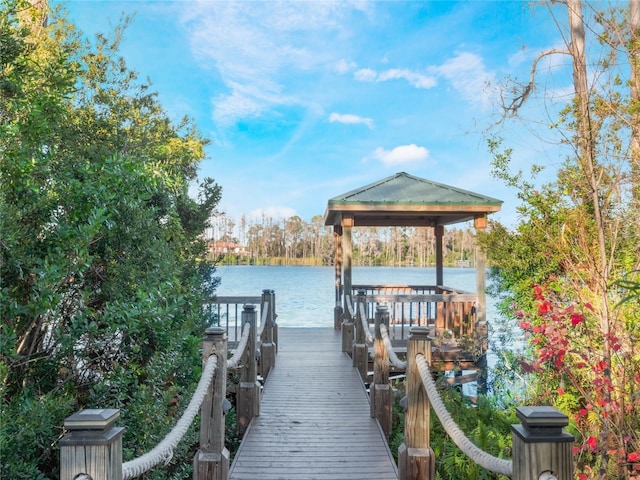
[229,328,398,480]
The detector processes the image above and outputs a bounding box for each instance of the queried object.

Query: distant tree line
[208,213,478,267]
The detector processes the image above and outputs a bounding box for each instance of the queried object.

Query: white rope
[345,295,356,317]
[227,322,251,369]
[415,353,513,477]
[358,302,374,343]
[122,355,219,479]
[258,301,269,337]
[380,324,407,369]
[539,472,558,480]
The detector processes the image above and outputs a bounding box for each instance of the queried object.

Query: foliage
[477,2,640,478]
[1,2,220,478]
[389,382,514,479]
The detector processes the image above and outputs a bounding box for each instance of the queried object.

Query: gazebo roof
[324,171,502,227]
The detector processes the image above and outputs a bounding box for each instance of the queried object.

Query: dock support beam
[353,290,368,381]
[260,289,276,380]
[237,305,260,436]
[399,327,435,480]
[371,305,392,438]
[194,327,230,480]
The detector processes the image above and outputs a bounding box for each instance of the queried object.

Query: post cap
[205,326,226,337]
[375,304,389,312]
[243,304,256,311]
[512,406,574,444]
[409,326,431,338]
[64,409,120,431]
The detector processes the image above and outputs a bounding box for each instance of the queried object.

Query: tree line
[209,213,479,267]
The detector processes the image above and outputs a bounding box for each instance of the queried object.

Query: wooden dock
[229,327,398,480]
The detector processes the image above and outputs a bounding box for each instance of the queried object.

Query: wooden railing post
[353,289,368,381]
[342,293,355,353]
[399,326,435,480]
[194,327,229,480]
[237,304,260,436]
[371,304,392,438]
[60,409,124,480]
[260,289,276,380]
[512,406,574,480]
[270,290,278,353]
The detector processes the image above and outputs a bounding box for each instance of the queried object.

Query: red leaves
[586,436,598,451]
[571,313,585,326]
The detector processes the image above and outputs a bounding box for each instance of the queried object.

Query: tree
[479,2,640,478]
[0,2,220,478]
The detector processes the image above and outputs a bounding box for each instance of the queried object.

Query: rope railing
[415,353,513,477]
[227,321,251,369]
[257,300,269,337]
[345,294,356,317]
[358,302,374,344]
[380,323,407,369]
[122,355,219,479]
[61,294,277,480]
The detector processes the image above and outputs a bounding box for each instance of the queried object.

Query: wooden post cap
[376,304,389,312]
[409,326,430,339]
[243,304,256,312]
[64,409,119,431]
[513,406,574,443]
[205,327,226,337]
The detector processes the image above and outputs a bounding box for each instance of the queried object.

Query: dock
[229,327,398,480]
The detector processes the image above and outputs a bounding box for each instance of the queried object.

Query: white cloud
[180,2,365,127]
[328,112,373,129]
[431,52,496,108]
[371,144,429,166]
[335,59,357,74]
[354,67,436,89]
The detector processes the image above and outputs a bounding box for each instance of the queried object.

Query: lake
[214,265,497,328]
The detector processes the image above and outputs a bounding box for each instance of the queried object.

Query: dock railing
[59,293,277,480]
[350,284,479,340]
[370,323,575,480]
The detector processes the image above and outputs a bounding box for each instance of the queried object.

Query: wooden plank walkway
[229,327,398,480]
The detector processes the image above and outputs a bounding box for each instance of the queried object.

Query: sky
[56,0,577,231]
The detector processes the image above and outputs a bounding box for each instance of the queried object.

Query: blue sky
[58,0,575,229]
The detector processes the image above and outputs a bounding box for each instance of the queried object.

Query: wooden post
[237,304,260,436]
[435,226,444,286]
[512,406,574,480]
[60,409,124,480]
[399,326,435,480]
[194,327,230,480]
[474,216,487,327]
[353,290,368,381]
[341,219,355,353]
[334,225,343,330]
[371,305,392,438]
[260,289,276,380]
[271,290,278,354]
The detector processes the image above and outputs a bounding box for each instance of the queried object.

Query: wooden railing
[350,284,478,340]
[59,292,277,480]
[368,315,575,480]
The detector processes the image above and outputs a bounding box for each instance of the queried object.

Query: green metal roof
[324,172,502,227]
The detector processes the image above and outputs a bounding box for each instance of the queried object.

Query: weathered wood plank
[229,327,398,480]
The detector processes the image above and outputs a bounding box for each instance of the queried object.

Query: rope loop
[227,321,251,369]
[258,301,269,337]
[358,302,374,343]
[380,324,407,369]
[415,353,513,477]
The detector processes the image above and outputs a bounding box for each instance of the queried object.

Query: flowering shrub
[515,285,640,479]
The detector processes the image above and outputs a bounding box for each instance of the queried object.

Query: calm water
[214,265,496,328]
